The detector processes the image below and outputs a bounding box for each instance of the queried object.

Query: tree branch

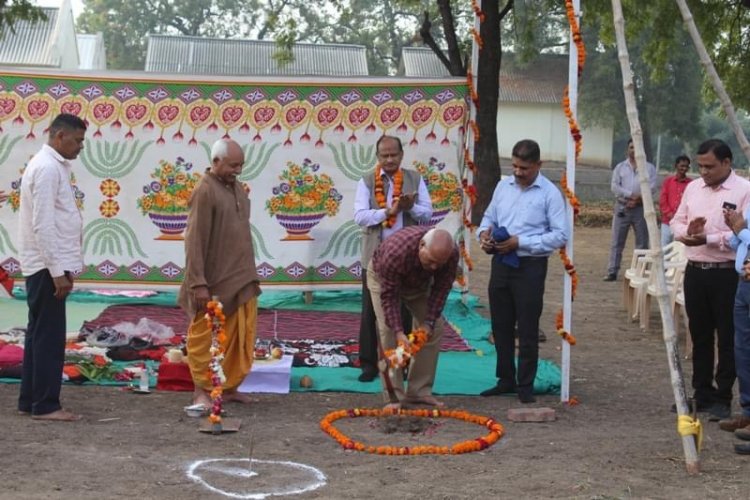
[419,11,453,73]
[437,0,466,75]
[500,0,514,19]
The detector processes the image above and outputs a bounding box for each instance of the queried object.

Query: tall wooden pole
[611,0,700,474]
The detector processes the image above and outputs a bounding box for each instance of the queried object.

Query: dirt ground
[2,226,749,500]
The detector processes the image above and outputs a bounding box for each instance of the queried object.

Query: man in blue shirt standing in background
[477,139,569,403]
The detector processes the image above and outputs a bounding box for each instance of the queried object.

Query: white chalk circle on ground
[186,458,327,499]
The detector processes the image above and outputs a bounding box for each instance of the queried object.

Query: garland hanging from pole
[556,0,587,347]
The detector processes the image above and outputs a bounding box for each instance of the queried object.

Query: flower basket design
[413,157,462,226]
[265,159,342,240]
[137,157,201,240]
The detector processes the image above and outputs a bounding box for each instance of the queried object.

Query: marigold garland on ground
[320,408,505,455]
[204,300,227,424]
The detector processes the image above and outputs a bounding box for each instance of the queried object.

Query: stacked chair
[622,242,688,343]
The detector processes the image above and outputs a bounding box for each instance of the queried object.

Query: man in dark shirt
[367,225,458,410]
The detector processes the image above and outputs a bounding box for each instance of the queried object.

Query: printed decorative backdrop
[0,71,468,290]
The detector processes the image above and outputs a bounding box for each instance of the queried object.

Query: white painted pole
[461,0,481,304]
[560,0,581,404]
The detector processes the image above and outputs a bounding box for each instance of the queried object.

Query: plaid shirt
[372,225,459,332]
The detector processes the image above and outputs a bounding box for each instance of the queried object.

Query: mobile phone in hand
[723,201,737,211]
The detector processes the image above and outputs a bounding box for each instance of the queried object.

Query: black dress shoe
[518,390,536,404]
[357,370,378,382]
[480,383,516,397]
[735,442,750,455]
[603,273,617,282]
[708,403,731,422]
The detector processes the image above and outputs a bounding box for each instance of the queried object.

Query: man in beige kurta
[178,138,261,408]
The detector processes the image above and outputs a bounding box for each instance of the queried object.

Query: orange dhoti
[186,297,258,391]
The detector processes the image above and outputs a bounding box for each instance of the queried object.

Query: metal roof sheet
[145,35,369,76]
[0,7,59,67]
[400,47,567,104]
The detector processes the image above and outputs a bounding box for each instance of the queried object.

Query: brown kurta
[178,171,261,318]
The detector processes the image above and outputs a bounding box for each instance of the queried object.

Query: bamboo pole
[673,0,750,166]
[611,0,700,474]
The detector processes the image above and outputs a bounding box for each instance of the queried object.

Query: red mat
[80,304,472,352]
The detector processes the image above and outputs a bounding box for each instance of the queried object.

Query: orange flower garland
[562,87,583,161]
[471,0,485,23]
[374,164,403,228]
[555,249,579,346]
[559,172,580,217]
[204,299,228,424]
[565,0,586,77]
[470,27,483,49]
[466,70,479,107]
[459,239,474,271]
[384,328,429,369]
[320,408,505,455]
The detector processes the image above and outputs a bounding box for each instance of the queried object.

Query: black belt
[687,260,735,270]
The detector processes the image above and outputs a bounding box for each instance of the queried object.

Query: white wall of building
[497,102,613,167]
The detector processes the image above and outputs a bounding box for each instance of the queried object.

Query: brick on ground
[507,407,556,423]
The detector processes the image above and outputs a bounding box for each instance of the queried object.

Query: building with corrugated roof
[400,47,613,167]
[145,34,369,77]
[0,0,79,70]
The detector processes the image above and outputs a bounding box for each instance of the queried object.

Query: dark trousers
[358,272,412,374]
[18,269,67,415]
[488,257,548,391]
[684,265,737,406]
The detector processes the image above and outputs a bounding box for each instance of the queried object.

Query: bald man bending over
[367,225,459,410]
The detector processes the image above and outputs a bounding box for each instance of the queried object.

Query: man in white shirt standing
[353,135,432,382]
[18,113,86,422]
[603,139,657,281]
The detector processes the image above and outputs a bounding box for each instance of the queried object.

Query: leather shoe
[518,390,536,404]
[719,415,750,432]
[480,383,516,397]
[603,273,617,282]
[735,442,750,455]
[707,403,731,422]
[357,370,378,382]
[734,424,750,441]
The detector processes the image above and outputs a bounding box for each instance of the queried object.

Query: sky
[34,0,84,18]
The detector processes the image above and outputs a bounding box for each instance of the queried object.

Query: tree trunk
[612,0,700,475]
[471,0,502,224]
[674,0,750,165]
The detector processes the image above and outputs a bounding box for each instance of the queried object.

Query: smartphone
[723,201,737,211]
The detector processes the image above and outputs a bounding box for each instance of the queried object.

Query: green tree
[77,0,283,69]
[0,0,45,36]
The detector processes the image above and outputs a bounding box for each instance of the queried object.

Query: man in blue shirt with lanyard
[477,139,569,403]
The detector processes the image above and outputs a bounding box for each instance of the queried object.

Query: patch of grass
[577,202,613,227]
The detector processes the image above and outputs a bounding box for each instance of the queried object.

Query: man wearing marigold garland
[368,225,458,410]
[17,113,87,422]
[179,138,262,410]
[354,135,433,382]
[478,139,568,404]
